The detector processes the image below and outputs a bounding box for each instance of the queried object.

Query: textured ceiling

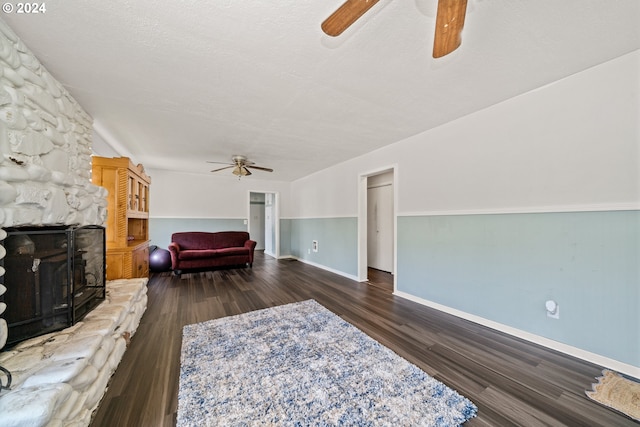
[3,0,639,181]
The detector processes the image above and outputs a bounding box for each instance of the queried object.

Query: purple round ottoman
[149,246,172,272]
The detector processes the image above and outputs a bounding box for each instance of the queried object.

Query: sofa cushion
[178,249,220,260]
[177,247,250,261]
[214,233,249,248]
[215,247,250,257]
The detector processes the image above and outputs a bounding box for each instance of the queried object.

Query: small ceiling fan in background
[208,155,274,177]
[321,0,468,58]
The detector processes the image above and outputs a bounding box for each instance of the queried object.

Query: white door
[264,193,274,257]
[249,202,265,250]
[367,184,393,272]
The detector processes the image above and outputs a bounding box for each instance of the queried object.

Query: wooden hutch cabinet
[91,156,151,279]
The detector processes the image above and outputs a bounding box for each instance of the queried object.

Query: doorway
[367,172,394,273]
[249,193,265,250]
[248,191,279,258]
[358,167,396,291]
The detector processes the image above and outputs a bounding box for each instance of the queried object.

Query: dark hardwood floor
[366,267,394,293]
[90,252,637,426]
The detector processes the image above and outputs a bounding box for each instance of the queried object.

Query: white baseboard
[290,257,359,281]
[395,291,640,380]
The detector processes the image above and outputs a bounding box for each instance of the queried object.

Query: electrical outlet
[547,305,560,319]
[545,300,560,319]
[312,240,318,252]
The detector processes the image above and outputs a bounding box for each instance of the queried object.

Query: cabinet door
[130,175,138,211]
[141,246,149,277]
[132,245,149,278]
[138,180,149,213]
[106,251,125,280]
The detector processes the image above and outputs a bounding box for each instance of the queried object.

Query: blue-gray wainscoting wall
[289,217,358,277]
[397,210,639,367]
[150,217,294,258]
[279,218,292,257]
[150,212,638,367]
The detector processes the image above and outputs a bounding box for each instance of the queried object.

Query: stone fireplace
[0,18,108,351]
[1,225,105,347]
[0,19,147,427]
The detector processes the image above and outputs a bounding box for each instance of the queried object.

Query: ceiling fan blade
[210,165,235,173]
[246,165,274,172]
[432,0,468,58]
[242,166,252,176]
[207,161,234,165]
[321,0,381,37]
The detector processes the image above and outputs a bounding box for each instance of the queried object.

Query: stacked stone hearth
[0,17,147,426]
[0,278,147,426]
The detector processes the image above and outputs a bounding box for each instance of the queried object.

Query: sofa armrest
[168,242,181,269]
[245,240,257,264]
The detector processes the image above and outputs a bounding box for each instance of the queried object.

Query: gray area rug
[178,300,477,426]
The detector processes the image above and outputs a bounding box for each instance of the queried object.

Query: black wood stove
[0,225,105,346]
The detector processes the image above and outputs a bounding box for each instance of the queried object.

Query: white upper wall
[147,168,292,219]
[111,50,638,220]
[291,50,640,217]
[289,163,359,218]
[91,130,120,158]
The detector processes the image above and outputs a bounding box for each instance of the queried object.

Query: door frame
[248,192,266,250]
[247,190,280,259]
[357,165,397,290]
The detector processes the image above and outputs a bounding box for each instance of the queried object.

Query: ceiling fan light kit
[232,166,251,176]
[321,0,468,58]
[208,155,273,179]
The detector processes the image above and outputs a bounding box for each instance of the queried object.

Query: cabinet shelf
[127,239,149,248]
[127,210,149,219]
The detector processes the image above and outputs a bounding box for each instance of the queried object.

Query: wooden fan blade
[246,165,273,173]
[206,161,233,165]
[321,0,381,37]
[210,165,234,173]
[433,0,468,58]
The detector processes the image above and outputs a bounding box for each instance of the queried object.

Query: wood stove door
[3,255,40,323]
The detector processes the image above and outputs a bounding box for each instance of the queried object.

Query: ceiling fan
[208,155,274,177]
[321,0,468,58]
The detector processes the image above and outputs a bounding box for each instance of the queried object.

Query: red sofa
[168,231,257,276]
